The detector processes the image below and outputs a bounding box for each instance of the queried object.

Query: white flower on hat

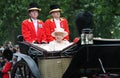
[51,28,68,37]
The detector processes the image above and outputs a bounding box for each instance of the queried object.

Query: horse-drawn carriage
[11,35,75,78]
[10,36,120,78]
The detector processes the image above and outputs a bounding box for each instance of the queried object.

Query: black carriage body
[63,39,120,78]
[12,38,120,78]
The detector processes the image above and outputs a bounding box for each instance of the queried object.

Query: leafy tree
[0,0,120,44]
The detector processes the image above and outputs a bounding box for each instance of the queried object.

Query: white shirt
[54,18,61,28]
[31,18,38,34]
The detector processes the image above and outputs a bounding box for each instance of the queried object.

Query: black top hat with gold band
[49,4,61,14]
[28,2,41,12]
[2,48,13,61]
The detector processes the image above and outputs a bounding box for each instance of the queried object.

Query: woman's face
[29,10,39,19]
[55,32,64,43]
[51,11,60,19]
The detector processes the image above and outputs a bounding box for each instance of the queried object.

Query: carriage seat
[16,35,80,58]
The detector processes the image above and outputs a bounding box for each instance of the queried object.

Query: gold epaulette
[60,17,65,21]
[38,19,43,22]
[28,19,32,22]
[50,18,54,22]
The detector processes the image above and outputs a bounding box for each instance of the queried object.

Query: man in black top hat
[44,4,70,43]
[22,2,47,44]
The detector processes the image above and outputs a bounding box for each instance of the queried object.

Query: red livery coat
[22,19,47,43]
[1,62,12,78]
[45,18,70,42]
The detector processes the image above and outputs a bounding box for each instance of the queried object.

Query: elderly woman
[38,28,72,51]
[49,28,72,51]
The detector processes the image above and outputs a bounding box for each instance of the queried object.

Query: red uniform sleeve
[44,20,54,42]
[22,20,34,43]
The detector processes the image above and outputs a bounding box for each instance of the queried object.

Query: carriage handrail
[92,38,120,44]
[94,38,120,41]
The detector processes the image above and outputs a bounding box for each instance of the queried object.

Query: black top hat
[2,48,13,61]
[28,2,41,12]
[49,4,61,14]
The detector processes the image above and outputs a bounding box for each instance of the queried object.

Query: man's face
[29,10,39,19]
[51,11,60,18]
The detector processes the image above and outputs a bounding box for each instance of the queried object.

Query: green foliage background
[0,0,120,44]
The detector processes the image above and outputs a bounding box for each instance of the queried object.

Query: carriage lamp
[81,28,93,45]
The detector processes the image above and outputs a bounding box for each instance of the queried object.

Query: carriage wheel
[11,60,35,78]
